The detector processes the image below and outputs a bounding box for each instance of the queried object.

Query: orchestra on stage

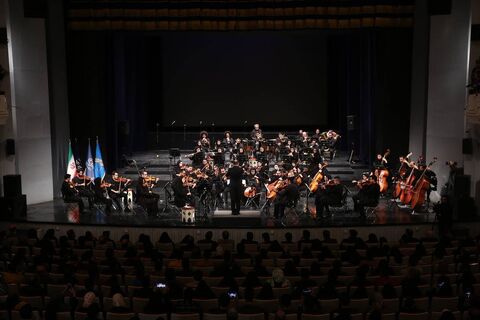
[61,123,438,221]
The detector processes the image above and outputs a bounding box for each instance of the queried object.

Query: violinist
[108,171,131,212]
[173,161,186,177]
[220,167,230,207]
[226,160,244,215]
[93,177,114,214]
[315,176,343,219]
[352,174,380,218]
[200,159,213,176]
[211,166,226,208]
[274,177,299,219]
[61,174,84,213]
[72,169,95,209]
[136,170,160,215]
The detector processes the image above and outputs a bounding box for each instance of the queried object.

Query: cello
[309,163,328,193]
[409,158,437,209]
[266,178,287,201]
[375,149,390,193]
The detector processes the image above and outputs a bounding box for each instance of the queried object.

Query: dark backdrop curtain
[327,29,412,164]
[67,32,163,170]
[67,29,412,168]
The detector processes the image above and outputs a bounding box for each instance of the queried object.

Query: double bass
[399,161,418,204]
[375,149,390,193]
[409,158,437,209]
[309,163,328,193]
[394,152,412,198]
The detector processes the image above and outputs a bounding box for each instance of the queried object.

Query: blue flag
[85,139,95,181]
[94,138,106,180]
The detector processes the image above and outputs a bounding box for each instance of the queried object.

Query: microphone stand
[183,124,187,150]
[170,121,176,150]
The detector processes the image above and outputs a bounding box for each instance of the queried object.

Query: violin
[113,176,131,184]
[100,182,112,189]
[142,176,159,191]
[74,174,93,187]
[68,181,79,193]
[352,178,374,189]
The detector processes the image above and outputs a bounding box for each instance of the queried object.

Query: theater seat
[106,313,136,320]
[138,313,168,320]
[171,313,201,320]
[301,314,330,320]
[238,313,265,320]
[398,313,429,320]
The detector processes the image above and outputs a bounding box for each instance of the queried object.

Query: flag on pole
[94,138,106,180]
[67,141,77,178]
[85,139,95,181]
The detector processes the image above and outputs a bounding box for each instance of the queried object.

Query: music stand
[169,148,181,162]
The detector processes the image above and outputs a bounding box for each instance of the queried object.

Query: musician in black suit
[171,174,189,207]
[315,176,344,218]
[274,177,299,219]
[226,160,244,215]
[352,175,380,218]
[136,170,160,216]
[61,174,84,213]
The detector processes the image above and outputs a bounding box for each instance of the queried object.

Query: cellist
[273,177,299,219]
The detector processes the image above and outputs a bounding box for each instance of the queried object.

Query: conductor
[226,160,243,215]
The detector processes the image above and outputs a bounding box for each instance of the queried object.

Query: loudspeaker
[454,174,470,198]
[428,0,452,15]
[0,195,27,219]
[463,138,473,155]
[347,115,355,131]
[3,175,22,197]
[457,196,476,220]
[5,139,15,156]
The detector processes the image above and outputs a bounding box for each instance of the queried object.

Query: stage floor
[22,197,437,228]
